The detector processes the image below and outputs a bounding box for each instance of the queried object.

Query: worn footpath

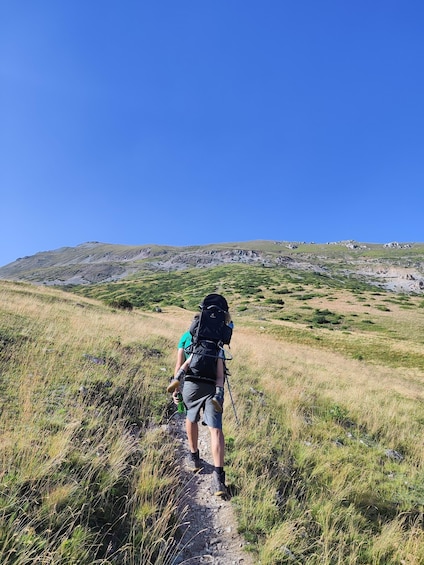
[167,412,255,565]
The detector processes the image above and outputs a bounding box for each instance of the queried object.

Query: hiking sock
[190,450,201,465]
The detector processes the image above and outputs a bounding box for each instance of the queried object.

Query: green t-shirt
[178,331,192,359]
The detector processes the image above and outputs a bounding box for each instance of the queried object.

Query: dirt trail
[167,413,255,565]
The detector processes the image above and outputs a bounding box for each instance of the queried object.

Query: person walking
[168,332,225,412]
[170,295,232,497]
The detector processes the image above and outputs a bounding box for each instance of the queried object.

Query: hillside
[1,240,424,294]
[1,277,424,564]
[1,269,424,563]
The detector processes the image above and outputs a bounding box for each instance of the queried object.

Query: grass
[0,282,180,564]
[1,270,424,564]
[226,329,424,563]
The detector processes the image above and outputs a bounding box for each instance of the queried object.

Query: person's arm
[174,348,186,377]
[174,352,192,377]
[171,349,185,401]
[171,352,191,402]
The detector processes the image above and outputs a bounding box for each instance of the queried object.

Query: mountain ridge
[1,240,423,294]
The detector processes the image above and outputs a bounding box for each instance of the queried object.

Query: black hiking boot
[211,470,227,497]
[186,451,202,472]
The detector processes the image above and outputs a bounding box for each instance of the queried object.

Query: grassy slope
[1,271,424,564]
[2,240,424,286]
[73,264,424,370]
[0,281,182,564]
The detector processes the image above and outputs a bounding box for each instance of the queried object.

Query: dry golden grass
[231,325,424,464]
[1,280,423,564]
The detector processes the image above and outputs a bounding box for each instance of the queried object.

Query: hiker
[169,294,232,497]
[167,315,230,412]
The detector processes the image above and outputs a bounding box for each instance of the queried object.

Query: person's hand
[172,390,180,405]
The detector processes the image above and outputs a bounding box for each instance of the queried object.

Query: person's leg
[185,418,202,471]
[182,380,203,471]
[186,418,199,454]
[209,426,224,467]
[203,389,224,468]
[209,426,227,496]
[203,394,227,496]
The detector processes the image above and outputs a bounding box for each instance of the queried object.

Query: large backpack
[186,294,232,381]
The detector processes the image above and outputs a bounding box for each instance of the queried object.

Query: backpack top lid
[200,293,228,313]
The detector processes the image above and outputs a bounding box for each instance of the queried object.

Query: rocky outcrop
[1,240,423,294]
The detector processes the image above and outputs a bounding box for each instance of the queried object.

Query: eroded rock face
[0,241,423,294]
[355,263,424,293]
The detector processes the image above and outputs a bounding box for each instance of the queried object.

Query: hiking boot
[166,368,186,393]
[186,451,202,472]
[166,378,180,393]
[166,379,180,392]
[211,470,227,497]
[211,387,224,413]
[212,394,223,413]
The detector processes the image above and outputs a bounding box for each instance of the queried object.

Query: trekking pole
[225,373,239,425]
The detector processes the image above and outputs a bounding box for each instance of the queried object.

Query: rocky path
[168,413,254,565]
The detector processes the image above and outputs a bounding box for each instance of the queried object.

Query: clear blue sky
[1,1,423,267]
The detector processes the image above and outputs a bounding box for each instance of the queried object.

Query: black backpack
[186,294,232,381]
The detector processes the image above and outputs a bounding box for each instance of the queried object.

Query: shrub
[309,309,343,326]
[107,298,134,310]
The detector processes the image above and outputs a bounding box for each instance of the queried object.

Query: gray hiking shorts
[182,379,223,430]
